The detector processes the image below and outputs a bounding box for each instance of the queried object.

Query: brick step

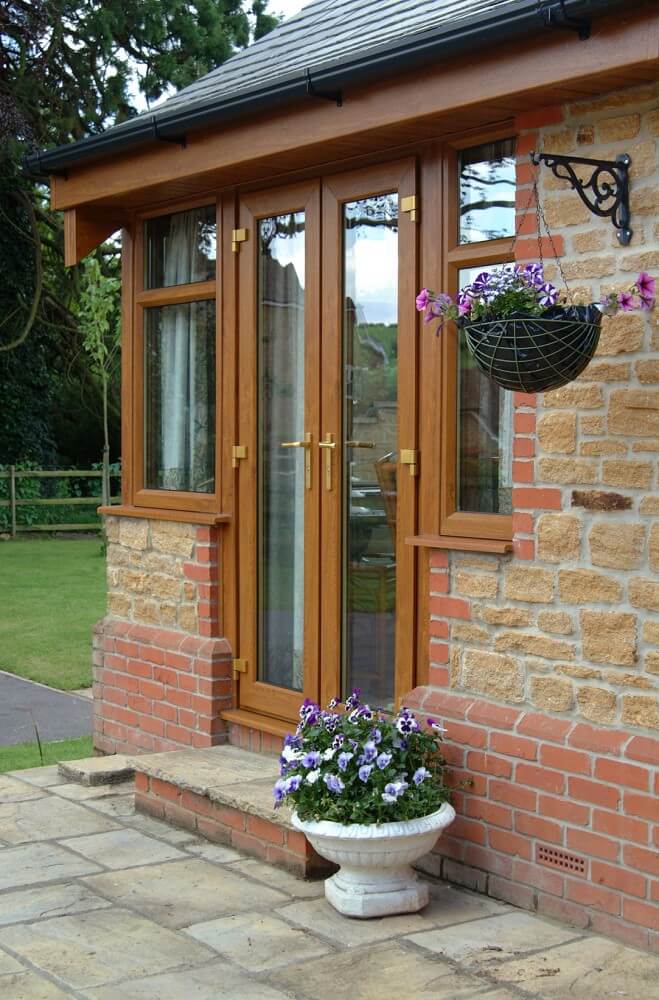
[130,745,333,878]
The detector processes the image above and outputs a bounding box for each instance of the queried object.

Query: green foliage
[0,0,280,466]
[0,736,93,773]
[78,259,120,380]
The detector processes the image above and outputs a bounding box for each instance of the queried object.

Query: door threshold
[222,709,294,739]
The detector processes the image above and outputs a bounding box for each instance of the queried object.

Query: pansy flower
[358,764,373,783]
[338,751,354,772]
[413,767,431,786]
[376,751,392,770]
[324,773,345,794]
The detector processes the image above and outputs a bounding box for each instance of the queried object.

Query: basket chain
[513,154,571,296]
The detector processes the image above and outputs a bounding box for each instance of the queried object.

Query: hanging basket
[461,304,602,394]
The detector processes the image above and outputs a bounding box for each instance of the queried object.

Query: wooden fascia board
[63,207,128,265]
[52,9,659,212]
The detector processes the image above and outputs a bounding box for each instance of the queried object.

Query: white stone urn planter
[292,802,456,918]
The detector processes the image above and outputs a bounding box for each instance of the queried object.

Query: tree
[0,0,278,464]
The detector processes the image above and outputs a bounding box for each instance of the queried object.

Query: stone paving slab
[0,765,658,1000]
[58,754,134,786]
[0,671,92,746]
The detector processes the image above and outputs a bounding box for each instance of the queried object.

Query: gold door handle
[280,432,312,489]
[345,440,375,449]
[319,434,335,490]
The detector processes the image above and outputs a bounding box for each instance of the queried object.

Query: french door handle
[280,432,312,489]
[319,434,335,491]
[345,440,375,449]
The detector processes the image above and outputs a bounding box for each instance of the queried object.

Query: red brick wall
[409,688,659,951]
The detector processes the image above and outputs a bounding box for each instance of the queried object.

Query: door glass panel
[343,194,398,708]
[258,212,306,691]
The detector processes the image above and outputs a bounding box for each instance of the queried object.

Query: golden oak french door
[236,161,418,724]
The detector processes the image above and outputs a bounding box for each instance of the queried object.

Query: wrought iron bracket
[152,116,187,149]
[305,68,342,107]
[530,150,632,245]
[538,0,591,40]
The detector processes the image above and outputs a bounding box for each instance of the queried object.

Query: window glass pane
[459,138,516,245]
[457,265,512,514]
[145,205,216,288]
[257,211,306,692]
[144,300,215,493]
[343,193,398,710]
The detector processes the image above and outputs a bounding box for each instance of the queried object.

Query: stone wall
[93,516,231,755]
[421,84,659,949]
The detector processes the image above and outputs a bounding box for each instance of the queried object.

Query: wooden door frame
[236,180,322,721]
[320,158,418,710]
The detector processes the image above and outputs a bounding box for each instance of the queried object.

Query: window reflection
[145,205,216,289]
[457,264,512,514]
[343,194,398,708]
[459,138,516,245]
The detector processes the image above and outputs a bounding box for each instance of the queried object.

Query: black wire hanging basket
[460,304,602,394]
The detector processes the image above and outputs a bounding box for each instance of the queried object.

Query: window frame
[131,196,221,515]
[439,132,515,542]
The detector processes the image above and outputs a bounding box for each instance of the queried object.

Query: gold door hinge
[400,448,419,477]
[233,658,247,676]
[231,228,248,252]
[232,444,247,468]
[400,195,418,223]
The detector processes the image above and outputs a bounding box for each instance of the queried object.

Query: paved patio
[0,767,657,999]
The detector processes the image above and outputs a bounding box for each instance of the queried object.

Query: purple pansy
[338,751,354,772]
[302,751,321,769]
[376,751,392,770]
[413,767,431,786]
[358,764,374,783]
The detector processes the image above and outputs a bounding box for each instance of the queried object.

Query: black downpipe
[23,0,631,177]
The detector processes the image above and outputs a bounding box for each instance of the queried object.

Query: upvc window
[440,136,516,539]
[133,202,218,512]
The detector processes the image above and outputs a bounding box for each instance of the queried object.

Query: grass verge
[0,537,105,689]
[0,735,94,774]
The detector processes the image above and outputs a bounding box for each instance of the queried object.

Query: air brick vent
[537,845,586,874]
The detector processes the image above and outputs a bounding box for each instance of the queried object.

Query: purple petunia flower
[537,282,558,308]
[413,767,431,786]
[338,751,354,772]
[358,764,374,783]
[415,288,430,312]
[376,751,392,770]
[618,291,636,312]
[324,773,345,794]
[636,272,656,299]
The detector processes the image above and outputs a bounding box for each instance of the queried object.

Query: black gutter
[24,0,633,177]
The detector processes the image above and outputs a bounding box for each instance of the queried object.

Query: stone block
[649,523,659,573]
[543,384,602,408]
[602,460,653,489]
[450,622,490,644]
[495,631,574,660]
[636,360,659,384]
[531,675,573,712]
[477,605,533,627]
[558,569,622,604]
[576,686,617,724]
[454,572,498,599]
[622,695,659,730]
[580,610,637,666]
[629,577,659,613]
[58,755,135,786]
[151,524,195,558]
[571,490,632,511]
[577,361,630,383]
[562,257,615,280]
[580,415,605,435]
[596,314,644,356]
[572,229,606,253]
[537,411,576,454]
[642,620,659,645]
[538,611,573,634]
[644,652,659,676]
[579,440,626,456]
[107,593,132,618]
[640,496,659,514]
[504,567,554,603]
[589,522,645,570]
[596,113,640,141]
[460,650,524,702]
[609,389,659,437]
[538,458,597,484]
[118,518,149,551]
[537,514,581,563]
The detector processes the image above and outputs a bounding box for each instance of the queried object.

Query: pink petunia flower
[617,291,636,312]
[636,272,656,299]
[415,288,430,312]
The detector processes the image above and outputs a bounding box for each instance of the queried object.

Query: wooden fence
[0,462,121,537]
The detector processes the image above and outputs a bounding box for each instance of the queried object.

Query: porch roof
[25,0,631,177]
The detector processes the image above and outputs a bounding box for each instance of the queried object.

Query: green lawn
[0,538,106,690]
[0,735,93,774]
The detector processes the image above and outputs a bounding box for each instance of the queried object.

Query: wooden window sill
[221,708,292,739]
[405,533,512,554]
[98,504,230,525]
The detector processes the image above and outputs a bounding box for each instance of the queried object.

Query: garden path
[0,672,92,747]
